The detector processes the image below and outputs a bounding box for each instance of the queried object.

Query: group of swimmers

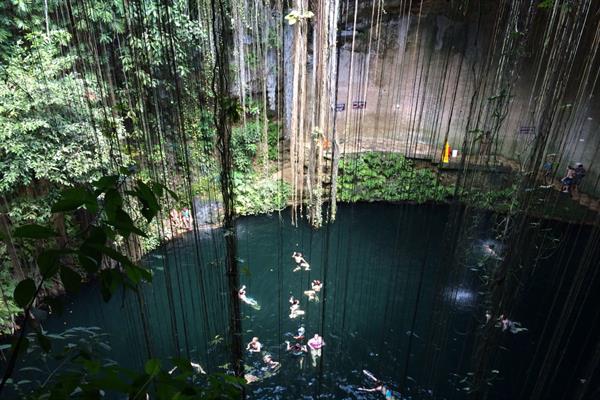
[169,207,193,231]
[236,251,328,376]
[560,163,586,195]
[237,251,398,398]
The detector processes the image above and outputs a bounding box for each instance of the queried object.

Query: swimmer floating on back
[358,370,397,400]
[292,252,310,271]
[238,285,261,310]
[289,296,305,319]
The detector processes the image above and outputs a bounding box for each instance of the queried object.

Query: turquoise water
[32,203,599,399]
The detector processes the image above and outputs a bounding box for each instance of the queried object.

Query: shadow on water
[34,203,598,399]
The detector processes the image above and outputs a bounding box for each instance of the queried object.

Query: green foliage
[0,30,113,195]
[0,268,19,333]
[233,173,290,216]
[284,9,314,25]
[537,0,555,9]
[461,185,519,212]
[0,173,245,399]
[231,122,262,172]
[268,122,281,161]
[338,152,453,203]
[5,327,245,399]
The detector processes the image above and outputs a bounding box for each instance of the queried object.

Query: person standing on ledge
[573,163,586,195]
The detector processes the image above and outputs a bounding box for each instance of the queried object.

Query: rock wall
[331,2,600,195]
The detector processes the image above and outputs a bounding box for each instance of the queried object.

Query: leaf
[104,189,123,214]
[14,278,36,308]
[60,266,81,293]
[152,182,178,201]
[106,208,147,238]
[92,175,119,191]
[13,224,57,239]
[36,332,51,353]
[78,254,99,274]
[52,187,95,213]
[144,358,161,377]
[135,180,160,222]
[37,252,59,280]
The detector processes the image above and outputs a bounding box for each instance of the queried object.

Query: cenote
[32,203,599,399]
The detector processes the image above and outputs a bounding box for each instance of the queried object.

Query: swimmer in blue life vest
[238,285,260,310]
[358,370,398,399]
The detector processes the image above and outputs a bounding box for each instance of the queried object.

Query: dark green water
[34,203,599,399]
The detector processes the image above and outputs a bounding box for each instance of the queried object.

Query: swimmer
[292,252,310,271]
[247,337,262,353]
[289,296,305,319]
[312,280,322,291]
[285,340,308,354]
[304,289,318,301]
[262,354,280,369]
[244,373,260,384]
[359,370,397,399]
[307,333,325,367]
[485,311,492,324]
[304,280,323,301]
[238,285,260,310]
[168,361,206,375]
[294,326,306,340]
[483,243,501,259]
[285,340,308,368]
[497,314,528,334]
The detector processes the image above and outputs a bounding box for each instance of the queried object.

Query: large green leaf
[106,208,147,238]
[13,224,57,239]
[144,358,161,377]
[13,278,36,308]
[51,187,96,213]
[60,266,81,293]
[37,249,61,278]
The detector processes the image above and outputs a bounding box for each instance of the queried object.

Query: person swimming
[168,361,206,375]
[289,296,305,319]
[238,285,260,310]
[293,326,306,341]
[307,333,325,367]
[358,370,397,399]
[285,340,307,354]
[497,314,528,334]
[292,252,310,271]
[247,337,262,353]
[483,243,499,258]
[262,354,280,369]
[304,280,323,301]
[285,340,308,368]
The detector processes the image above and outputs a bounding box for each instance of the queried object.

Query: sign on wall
[352,100,367,110]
